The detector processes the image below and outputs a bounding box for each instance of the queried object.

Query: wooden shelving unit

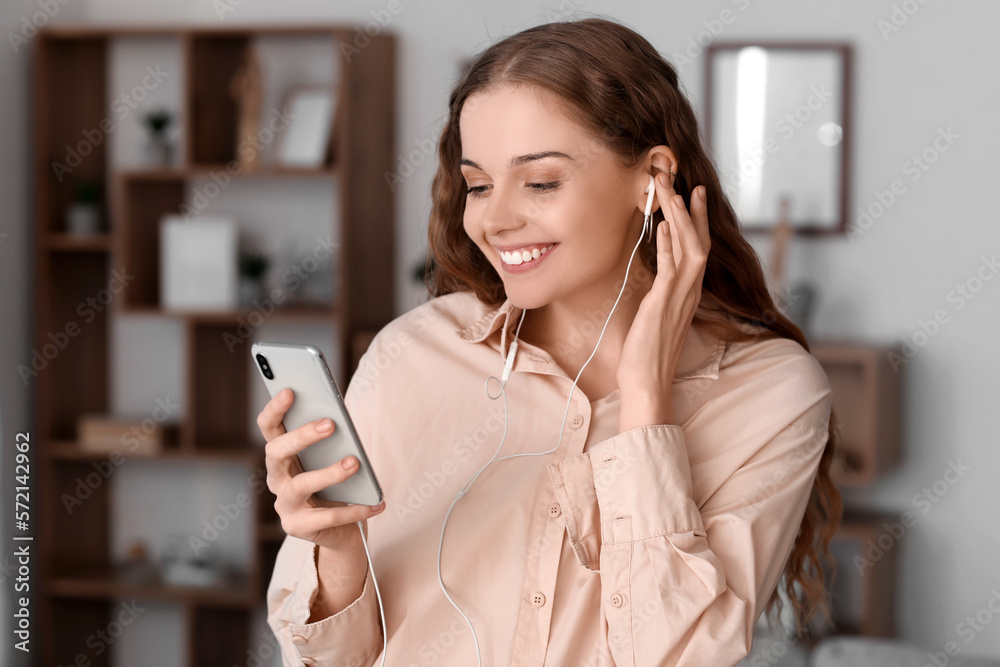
[811,341,905,638]
[32,25,396,665]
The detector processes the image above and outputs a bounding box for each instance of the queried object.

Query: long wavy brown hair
[422,17,842,638]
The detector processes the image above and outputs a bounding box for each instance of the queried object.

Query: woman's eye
[528,182,560,192]
[465,182,560,198]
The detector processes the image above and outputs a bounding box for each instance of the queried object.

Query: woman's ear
[637,144,679,215]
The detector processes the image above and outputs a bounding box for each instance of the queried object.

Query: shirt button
[291,634,307,646]
[571,415,584,429]
[531,592,546,607]
[548,503,561,518]
[610,592,625,608]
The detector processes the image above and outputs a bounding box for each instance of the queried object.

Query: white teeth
[500,244,554,265]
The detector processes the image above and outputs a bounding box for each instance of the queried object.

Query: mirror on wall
[704,42,853,234]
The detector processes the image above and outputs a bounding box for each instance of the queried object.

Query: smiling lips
[498,243,556,267]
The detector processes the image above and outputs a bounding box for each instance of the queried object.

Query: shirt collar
[455,295,727,381]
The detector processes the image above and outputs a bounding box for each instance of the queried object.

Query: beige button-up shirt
[266,290,833,666]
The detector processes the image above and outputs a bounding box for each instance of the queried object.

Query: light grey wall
[6,0,999,662]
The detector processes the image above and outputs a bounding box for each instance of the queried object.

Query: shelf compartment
[191,605,252,667]
[117,173,186,309]
[188,34,252,165]
[38,35,109,235]
[187,30,341,171]
[43,598,114,667]
[185,321,252,451]
[37,252,110,442]
[813,510,900,638]
[45,461,111,575]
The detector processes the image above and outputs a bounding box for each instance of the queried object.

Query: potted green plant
[65,179,102,236]
[238,250,271,307]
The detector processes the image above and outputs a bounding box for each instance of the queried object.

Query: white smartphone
[251,341,383,506]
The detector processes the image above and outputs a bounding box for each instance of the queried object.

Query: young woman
[260,17,841,667]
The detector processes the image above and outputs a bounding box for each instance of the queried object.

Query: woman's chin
[502,286,552,312]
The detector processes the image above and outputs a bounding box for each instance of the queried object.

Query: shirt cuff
[548,424,706,567]
[276,541,383,667]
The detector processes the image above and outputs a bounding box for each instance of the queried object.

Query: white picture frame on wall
[276,85,336,168]
[160,215,238,311]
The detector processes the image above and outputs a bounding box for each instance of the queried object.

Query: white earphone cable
[358,520,388,667]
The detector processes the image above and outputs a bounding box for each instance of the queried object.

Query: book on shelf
[77,414,179,455]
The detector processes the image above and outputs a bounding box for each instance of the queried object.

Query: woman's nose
[480,186,527,237]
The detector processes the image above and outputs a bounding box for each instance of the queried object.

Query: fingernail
[342,456,357,469]
[697,186,706,201]
[657,173,668,188]
[280,388,291,400]
[673,195,684,207]
[317,418,333,432]
[370,501,385,513]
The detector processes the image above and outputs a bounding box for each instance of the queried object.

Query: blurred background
[0,1,997,665]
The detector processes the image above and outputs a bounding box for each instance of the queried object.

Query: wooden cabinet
[813,342,904,487]
[32,25,395,665]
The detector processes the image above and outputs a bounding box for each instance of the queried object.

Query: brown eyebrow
[459,151,575,170]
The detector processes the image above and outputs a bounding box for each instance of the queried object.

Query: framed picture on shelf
[275,85,337,168]
[159,214,238,311]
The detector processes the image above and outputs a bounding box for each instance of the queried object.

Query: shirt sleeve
[264,348,385,666]
[547,351,834,667]
[266,537,383,666]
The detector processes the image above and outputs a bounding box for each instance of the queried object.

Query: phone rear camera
[256,354,274,380]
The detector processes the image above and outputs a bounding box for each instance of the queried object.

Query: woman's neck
[515,265,656,382]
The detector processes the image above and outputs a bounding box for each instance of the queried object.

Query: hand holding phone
[257,388,385,544]
[253,342,385,550]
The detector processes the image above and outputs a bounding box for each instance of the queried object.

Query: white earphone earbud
[642,174,657,242]
[644,174,656,216]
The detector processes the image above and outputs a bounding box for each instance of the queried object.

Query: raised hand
[617,174,711,430]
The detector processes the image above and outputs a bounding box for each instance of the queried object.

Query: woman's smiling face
[459,84,648,311]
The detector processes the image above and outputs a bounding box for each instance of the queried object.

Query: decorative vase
[239,276,264,307]
[146,134,174,166]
